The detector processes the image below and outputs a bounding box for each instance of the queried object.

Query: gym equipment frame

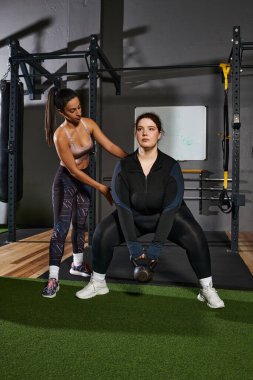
[6,26,248,254]
[7,34,119,244]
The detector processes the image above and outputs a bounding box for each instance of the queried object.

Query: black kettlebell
[131,254,158,283]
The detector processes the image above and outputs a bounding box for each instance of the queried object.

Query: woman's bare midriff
[60,156,90,171]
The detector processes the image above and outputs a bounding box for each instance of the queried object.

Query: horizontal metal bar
[98,63,221,72]
[32,50,89,56]
[199,178,232,182]
[184,197,231,201]
[12,54,87,62]
[241,47,253,51]
[18,71,90,78]
[185,187,232,191]
[103,176,232,182]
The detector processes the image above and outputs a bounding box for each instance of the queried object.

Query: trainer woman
[76,112,225,309]
[42,87,128,298]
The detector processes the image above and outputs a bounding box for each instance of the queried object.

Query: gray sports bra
[60,119,93,165]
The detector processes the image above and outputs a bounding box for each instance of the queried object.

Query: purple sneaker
[42,278,60,298]
[69,262,92,277]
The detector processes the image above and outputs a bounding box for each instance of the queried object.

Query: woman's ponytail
[45,87,78,145]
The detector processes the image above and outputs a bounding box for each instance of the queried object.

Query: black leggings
[49,166,91,267]
[92,202,211,279]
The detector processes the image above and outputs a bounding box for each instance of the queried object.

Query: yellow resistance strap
[219,63,230,91]
[218,63,232,213]
[220,63,231,190]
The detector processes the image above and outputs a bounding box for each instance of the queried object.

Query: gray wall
[0,0,252,231]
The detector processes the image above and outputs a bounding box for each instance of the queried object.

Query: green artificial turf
[0,277,252,380]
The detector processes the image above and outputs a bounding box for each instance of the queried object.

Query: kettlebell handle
[131,253,158,269]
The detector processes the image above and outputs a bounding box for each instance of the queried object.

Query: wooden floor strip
[226,231,253,275]
[0,230,87,278]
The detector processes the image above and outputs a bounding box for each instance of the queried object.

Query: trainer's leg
[49,168,76,274]
[42,167,77,298]
[71,183,91,253]
[70,186,91,277]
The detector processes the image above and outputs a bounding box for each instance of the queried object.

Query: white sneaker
[197,286,225,309]
[75,277,109,299]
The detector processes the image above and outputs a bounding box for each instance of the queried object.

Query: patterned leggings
[49,166,91,267]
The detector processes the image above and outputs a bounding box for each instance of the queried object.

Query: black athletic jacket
[111,150,184,258]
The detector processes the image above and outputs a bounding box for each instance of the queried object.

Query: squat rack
[7,34,120,244]
[6,26,248,253]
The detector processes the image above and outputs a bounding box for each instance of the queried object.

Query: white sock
[93,271,106,282]
[49,265,60,281]
[73,252,83,266]
[199,276,213,289]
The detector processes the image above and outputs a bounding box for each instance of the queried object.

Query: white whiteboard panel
[134,106,206,160]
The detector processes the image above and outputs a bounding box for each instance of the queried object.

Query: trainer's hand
[100,184,113,205]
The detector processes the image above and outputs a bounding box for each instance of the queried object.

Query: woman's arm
[111,161,143,258]
[85,118,128,158]
[54,130,113,205]
[147,162,184,259]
